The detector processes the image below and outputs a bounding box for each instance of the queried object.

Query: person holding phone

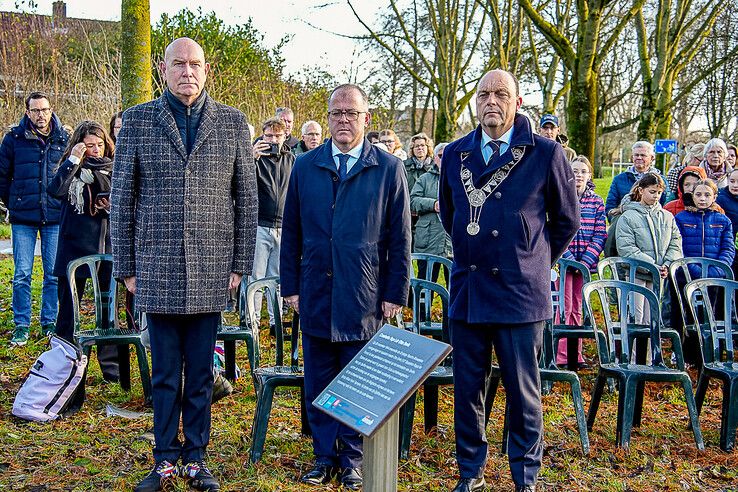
[250,118,295,333]
[47,120,118,410]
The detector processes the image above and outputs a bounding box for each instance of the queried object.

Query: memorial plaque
[313,324,452,437]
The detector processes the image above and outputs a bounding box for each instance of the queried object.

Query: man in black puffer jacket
[0,91,68,346]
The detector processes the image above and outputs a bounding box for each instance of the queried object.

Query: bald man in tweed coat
[111,38,257,492]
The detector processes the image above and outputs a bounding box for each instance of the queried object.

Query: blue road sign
[654,139,678,154]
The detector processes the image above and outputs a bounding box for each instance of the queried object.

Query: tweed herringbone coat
[110,94,258,314]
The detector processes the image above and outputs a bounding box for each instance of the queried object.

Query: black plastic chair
[598,257,685,370]
[550,258,594,371]
[669,257,734,368]
[247,277,307,463]
[583,280,704,449]
[685,279,738,451]
[68,254,152,404]
[410,253,453,337]
[398,278,501,459]
[217,275,254,383]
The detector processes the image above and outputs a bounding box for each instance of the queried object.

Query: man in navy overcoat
[280,84,411,490]
[439,70,579,492]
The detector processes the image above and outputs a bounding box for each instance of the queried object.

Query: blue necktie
[337,153,350,180]
[486,140,501,166]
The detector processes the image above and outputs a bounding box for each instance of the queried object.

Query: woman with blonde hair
[379,129,407,160]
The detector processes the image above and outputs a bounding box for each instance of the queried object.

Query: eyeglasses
[28,108,51,115]
[571,170,590,176]
[327,110,366,121]
[380,139,395,145]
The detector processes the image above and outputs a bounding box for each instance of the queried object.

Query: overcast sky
[0,0,382,78]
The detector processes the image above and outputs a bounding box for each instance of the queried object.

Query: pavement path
[0,239,42,256]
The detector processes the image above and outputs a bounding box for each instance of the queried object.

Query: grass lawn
[1,255,737,491]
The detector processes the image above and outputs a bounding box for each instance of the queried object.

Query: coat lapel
[189,97,215,158]
[156,97,187,161]
[344,139,379,181]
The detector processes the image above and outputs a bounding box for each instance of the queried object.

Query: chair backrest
[244,276,299,369]
[408,278,450,345]
[684,278,738,364]
[582,279,664,366]
[552,258,592,326]
[597,257,662,297]
[670,257,734,328]
[411,253,453,280]
[66,254,119,338]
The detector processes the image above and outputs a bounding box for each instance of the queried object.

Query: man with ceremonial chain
[439,69,579,492]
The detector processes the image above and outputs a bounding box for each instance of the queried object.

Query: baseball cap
[540,114,559,127]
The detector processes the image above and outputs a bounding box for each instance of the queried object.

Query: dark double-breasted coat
[280,139,412,342]
[110,94,258,314]
[439,115,579,324]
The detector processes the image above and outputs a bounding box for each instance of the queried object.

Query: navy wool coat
[439,115,580,324]
[110,94,258,314]
[280,139,412,341]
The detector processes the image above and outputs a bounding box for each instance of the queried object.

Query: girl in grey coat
[616,174,683,325]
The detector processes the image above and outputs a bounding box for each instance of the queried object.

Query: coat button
[470,265,477,271]
[327,270,333,277]
[494,192,502,199]
[491,267,499,275]
[491,230,499,237]
[333,176,338,182]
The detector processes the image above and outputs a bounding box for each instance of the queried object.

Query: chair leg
[423,384,439,432]
[668,333,685,371]
[681,376,705,450]
[133,341,152,406]
[501,401,510,455]
[694,371,710,416]
[299,386,311,437]
[118,345,131,391]
[484,373,500,428]
[399,392,417,460]
[224,340,237,382]
[616,376,637,449]
[569,377,590,455]
[587,373,606,432]
[250,382,275,463]
[633,380,646,428]
[719,379,738,452]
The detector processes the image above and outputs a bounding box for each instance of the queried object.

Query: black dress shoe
[182,461,220,491]
[514,485,536,492]
[452,477,486,492]
[300,464,336,485]
[134,460,179,492]
[339,467,363,490]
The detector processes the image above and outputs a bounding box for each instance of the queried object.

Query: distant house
[0,1,118,101]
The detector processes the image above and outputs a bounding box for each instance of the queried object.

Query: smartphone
[267,143,280,156]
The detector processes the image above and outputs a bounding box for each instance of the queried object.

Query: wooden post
[363,411,399,492]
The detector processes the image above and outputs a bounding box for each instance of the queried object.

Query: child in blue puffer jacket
[675,179,735,278]
[674,178,735,364]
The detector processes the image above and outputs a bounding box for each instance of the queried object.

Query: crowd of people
[0,35,736,492]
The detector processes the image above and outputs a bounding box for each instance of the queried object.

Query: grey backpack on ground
[12,335,88,422]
